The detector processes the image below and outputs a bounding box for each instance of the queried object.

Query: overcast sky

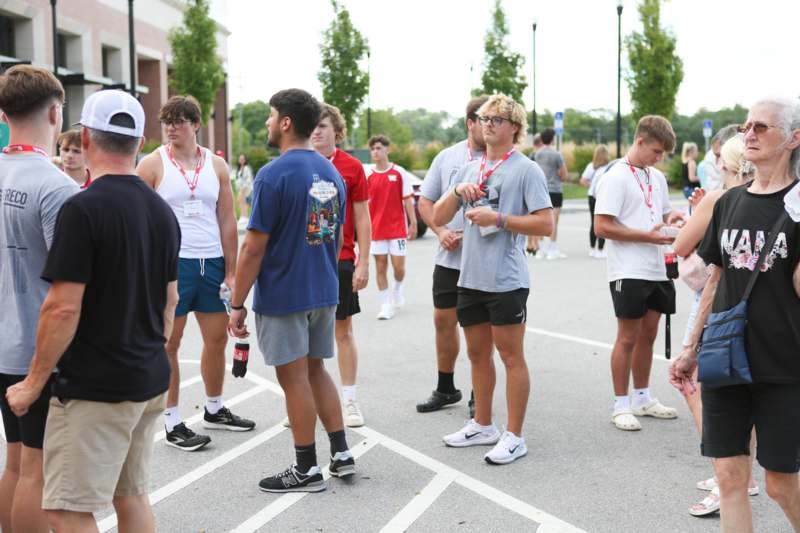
[215,0,797,121]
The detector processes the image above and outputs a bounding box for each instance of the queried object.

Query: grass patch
[563,182,588,200]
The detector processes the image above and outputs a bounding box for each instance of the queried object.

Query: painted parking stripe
[378,472,455,533]
[526,326,668,362]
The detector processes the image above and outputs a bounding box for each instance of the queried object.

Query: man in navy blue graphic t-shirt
[228,89,354,494]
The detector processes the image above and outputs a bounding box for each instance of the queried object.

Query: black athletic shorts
[432,265,460,309]
[456,287,529,327]
[701,383,800,473]
[549,192,564,208]
[336,260,361,320]
[0,373,54,449]
[609,279,675,319]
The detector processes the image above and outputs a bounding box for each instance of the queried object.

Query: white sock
[206,395,224,415]
[379,289,391,305]
[164,407,182,432]
[342,385,356,403]
[614,395,630,412]
[393,280,404,294]
[633,388,652,407]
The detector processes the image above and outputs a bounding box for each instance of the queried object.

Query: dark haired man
[312,103,371,427]
[416,95,487,416]
[7,89,180,533]
[367,135,417,320]
[0,64,78,533]
[532,128,568,259]
[229,88,354,493]
[138,95,252,452]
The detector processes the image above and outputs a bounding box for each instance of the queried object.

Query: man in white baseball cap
[7,89,181,532]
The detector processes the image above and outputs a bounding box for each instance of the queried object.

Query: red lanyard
[168,145,204,197]
[477,149,515,189]
[328,148,337,162]
[626,158,653,211]
[3,144,48,157]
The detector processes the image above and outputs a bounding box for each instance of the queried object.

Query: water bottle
[232,339,249,378]
[219,282,232,314]
[664,246,679,280]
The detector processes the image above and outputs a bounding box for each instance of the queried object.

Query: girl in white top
[579,144,610,258]
[235,153,254,223]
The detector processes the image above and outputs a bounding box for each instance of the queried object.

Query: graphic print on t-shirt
[721,228,788,272]
[306,175,340,245]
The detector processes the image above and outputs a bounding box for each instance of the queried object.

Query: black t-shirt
[42,174,180,402]
[697,181,800,384]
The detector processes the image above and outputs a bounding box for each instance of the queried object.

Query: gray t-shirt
[0,153,79,374]
[420,140,483,270]
[533,147,565,193]
[451,151,552,292]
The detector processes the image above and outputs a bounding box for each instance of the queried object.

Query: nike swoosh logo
[515,311,524,317]
[509,444,520,454]
[464,432,481,439]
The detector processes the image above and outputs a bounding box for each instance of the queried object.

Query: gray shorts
[255,307,336,367]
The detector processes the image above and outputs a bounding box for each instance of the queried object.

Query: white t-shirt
[594,160,672,282]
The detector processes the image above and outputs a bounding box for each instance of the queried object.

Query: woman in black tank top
[681,141,699,198]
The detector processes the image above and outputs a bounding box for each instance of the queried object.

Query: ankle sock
[393,280,404,296]
[633,388,652,407]
[342,385,356,403]
[379,289,391,305]
[436,371,456,394]
[205,395,223,415]
[328,429,349,455]
[295,442,317,473]
[164,407,182,432]
[614,395,630,412]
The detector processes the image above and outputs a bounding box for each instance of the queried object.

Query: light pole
[531,18,537,135]
[128,0,136,96]
[50,0,58,77]
[616,0,623,158]
[367,49,372,140]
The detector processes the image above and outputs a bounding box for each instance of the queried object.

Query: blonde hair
[719,134,754,183]
[477,94,528,145]
[319,103,347,144]
[681,142,698,162]
[592,144,610,168]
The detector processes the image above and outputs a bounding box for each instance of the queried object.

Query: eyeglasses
[161,118,191,128]
[738,121,779,135]
[478,115,512,127]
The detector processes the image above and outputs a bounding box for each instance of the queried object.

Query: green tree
[625,0,684,121]
[168,0,225,124]
[475,0,527,102]
[353,108,412,146]
[318,0,370,134]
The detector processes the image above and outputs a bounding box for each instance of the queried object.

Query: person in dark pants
[7,89,180,533]
[580,144,611,258]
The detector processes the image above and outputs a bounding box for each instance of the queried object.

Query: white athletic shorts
[370,239,407,257]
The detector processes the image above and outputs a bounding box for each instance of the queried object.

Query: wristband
[503,214,509,229]
[231,304,245,311]
[452,186,462,199]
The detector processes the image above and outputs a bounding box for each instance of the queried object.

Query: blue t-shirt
[248,149,346,315]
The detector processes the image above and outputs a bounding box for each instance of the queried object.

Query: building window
[102,46,122,81]
[56,32,82,71]
[0,16,14,57]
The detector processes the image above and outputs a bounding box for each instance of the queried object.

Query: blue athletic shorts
[176,257,227,317]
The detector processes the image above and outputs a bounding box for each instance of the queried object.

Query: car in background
[363,164,428,239]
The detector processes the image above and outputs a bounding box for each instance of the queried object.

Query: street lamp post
[128,0,136,96]
[531,18,537,135]
[616,0,623,158]
[367,50,372,140]
[50,0,58,77]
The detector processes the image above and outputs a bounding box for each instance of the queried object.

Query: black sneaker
[258,465,325,493]
[468,390,475,419]
[328,450,356,478]
[202,406,256,432]
[165,423,211,452]
[416,389,462,413]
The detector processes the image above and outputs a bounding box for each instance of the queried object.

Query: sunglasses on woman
[737,121,778,135]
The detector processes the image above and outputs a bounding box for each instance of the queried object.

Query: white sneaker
[589,249,597,258]
[594,249,607,259]
[546,249,566,260]
[377,303,395,320]
[484,431,527,465]
[534,249,546,260]
[442,419,501,448]
[393,292,405,308]
[343,399,364,427]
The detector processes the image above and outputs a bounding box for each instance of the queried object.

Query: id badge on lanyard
[183,199,203,217]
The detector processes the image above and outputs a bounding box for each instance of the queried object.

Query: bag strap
[741,211,790,302]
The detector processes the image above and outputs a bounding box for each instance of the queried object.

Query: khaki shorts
[42,393,165,513]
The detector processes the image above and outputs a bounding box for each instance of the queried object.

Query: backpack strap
[741,211,790,302]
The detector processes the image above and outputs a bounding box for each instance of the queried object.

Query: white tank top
[156,145,223,258]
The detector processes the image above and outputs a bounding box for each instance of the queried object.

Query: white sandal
[611,409,642,431]
[690,487,720,516]
[696,476,759,496]
[631,399,678,419]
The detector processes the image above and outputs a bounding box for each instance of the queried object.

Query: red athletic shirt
[367,164,413,241]
[331,149,369,261]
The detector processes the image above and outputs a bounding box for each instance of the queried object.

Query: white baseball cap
[77,89,145,138]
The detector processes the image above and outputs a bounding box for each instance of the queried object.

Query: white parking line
[97,422,288,532]
[229,436,381,533]
[526,326,668,362]
[378,472,455,533]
